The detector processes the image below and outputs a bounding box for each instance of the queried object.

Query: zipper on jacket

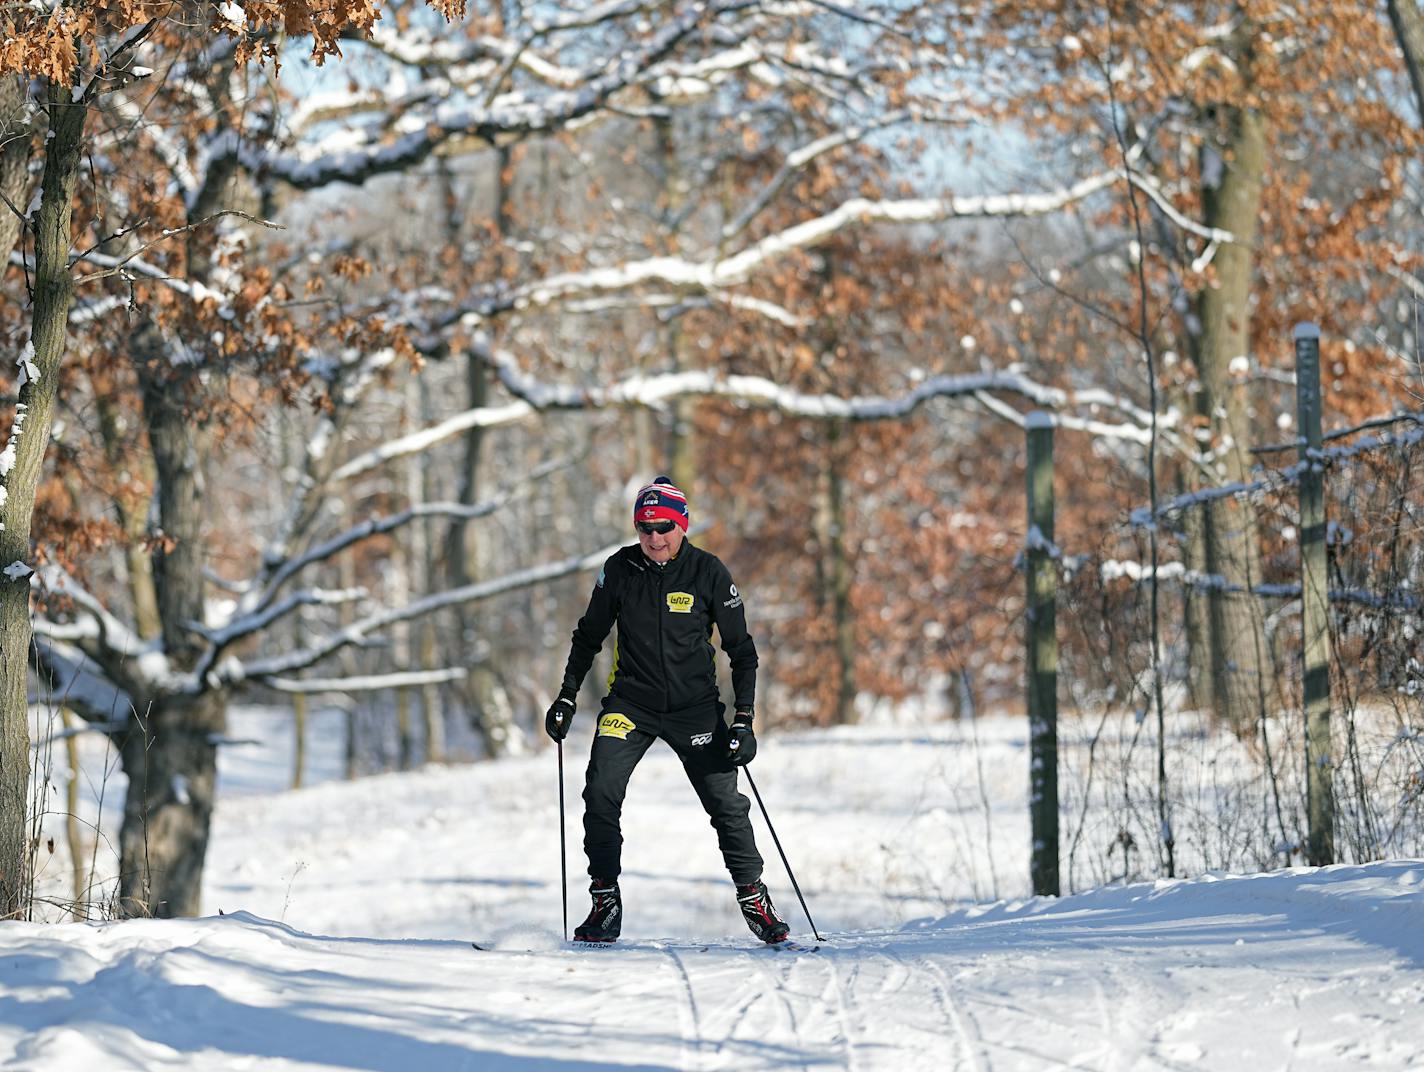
[657,565,669,709]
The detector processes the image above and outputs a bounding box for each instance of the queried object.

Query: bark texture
[0,76,34,268]
[1389,0,1424,126]
[1192,96,1269,735]
[0,83,84,918]
[116,341,225,917]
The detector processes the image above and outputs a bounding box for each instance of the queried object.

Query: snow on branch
[1384,262,1424,303]
[1132,419,1424,525]
[1097,560,1422,612]
[242,498,520,625]
[214,537,629,688]
[722,111,918,242]
[560,292,806,327]
[473,166,1226,319]
[266,667,469,694]
[30,638,133,728]
[192,586,367,657]
[32,567,174,693]
[975,391,1190,451]
[69,250,232,308]
[1252,410,1424,455]
[245,0,749,191]
[330,400,536,483]
[489,354,1159,422]
[260,346,405,581]
[335,352,1170,482]
[193,460,591,691]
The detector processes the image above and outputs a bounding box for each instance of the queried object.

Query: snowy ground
[6,711,1424,1069]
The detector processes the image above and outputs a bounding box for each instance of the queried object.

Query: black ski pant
[582,696,763,886]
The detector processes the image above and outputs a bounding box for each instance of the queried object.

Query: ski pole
[743,767,824,942]
[558,738,568,942]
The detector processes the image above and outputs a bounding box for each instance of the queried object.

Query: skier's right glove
[545,689,577,741]
[727,708,757,766]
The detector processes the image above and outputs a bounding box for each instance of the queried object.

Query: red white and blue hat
[633,476,689,531]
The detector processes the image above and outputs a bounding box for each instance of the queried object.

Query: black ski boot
[574,879,622,943]
[737,879,790,943]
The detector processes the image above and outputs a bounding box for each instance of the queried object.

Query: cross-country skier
[544,476,791,945]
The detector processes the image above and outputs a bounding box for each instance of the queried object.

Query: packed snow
[6,709,1424,1070]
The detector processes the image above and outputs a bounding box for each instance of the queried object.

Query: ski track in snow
[660,946,702,1071]
[8,717,1424,1070]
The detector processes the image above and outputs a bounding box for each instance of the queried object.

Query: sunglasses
[636,520,677,536]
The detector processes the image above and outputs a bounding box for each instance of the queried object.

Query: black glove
[545,690,577,741]
[727,708,757,766]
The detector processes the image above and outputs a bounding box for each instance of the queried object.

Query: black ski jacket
[561,540,757,713]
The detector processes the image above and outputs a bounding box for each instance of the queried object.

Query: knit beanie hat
[633,476,690,531]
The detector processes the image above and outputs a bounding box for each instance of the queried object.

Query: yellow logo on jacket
[597,713,636,739]
[666,592,694,613]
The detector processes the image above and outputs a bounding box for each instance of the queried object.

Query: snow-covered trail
[11,717,1424,1069]
[2,864,1422,1070]
[196,716,1027,943]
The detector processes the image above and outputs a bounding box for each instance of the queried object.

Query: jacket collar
[640,537,694,575]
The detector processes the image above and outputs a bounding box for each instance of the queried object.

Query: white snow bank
[1,865,1422,1070]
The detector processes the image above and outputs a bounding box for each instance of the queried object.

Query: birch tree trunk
[0,82,85,918]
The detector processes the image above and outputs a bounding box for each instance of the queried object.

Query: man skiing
[544,476,791,945]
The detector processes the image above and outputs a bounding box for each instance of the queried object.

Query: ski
[768,938,820,954]
[567,938,817,953]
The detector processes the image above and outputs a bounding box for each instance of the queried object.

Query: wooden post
[1026,412,1060,896]
[1295,322,1335,866]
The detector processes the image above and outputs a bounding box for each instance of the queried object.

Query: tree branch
[212,537,628,688]
[266,667,468,693]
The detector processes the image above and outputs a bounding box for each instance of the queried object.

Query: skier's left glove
[727,708,757,766]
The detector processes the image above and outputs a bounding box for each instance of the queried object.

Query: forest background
[2,0,1424,922]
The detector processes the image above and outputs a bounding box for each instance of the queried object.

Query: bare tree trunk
[341,552,360,780]
[291,692,308,790]
[117,343,225,918]
[0,75,35,267]
[0,83,85,918]
[116,691,223,917]
[1181,475,1214,713]
[654,108,698,494]
[446,148,524,757]
[1389,0,1424,126]
[93,386,162,639]
[826,423,856,725]
[391,419,416,769]
[420,623,445,762]
[414,378,445,762]
[1192,90,1269,735]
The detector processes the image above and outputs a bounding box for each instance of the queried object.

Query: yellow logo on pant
[666,592,694,613]
[597,713,636,739]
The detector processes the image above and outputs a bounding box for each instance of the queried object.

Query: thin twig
[71,210,284,277]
